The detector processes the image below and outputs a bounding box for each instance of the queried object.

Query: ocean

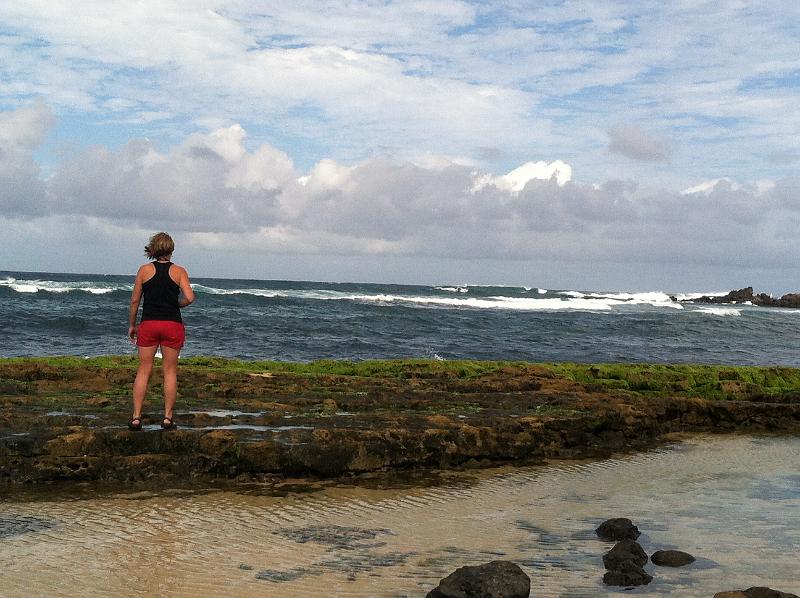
[2,270,799,365]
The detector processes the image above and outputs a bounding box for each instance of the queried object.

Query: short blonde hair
[144,232,175,260]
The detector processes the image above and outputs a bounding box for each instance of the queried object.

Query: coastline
[2,357,800,486]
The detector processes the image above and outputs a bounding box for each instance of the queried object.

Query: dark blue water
[2,270,798,365]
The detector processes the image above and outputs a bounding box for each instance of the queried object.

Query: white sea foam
[336,294,619,311]
[695,307,742,317]
[673,291,730,301]
[192,284,281,297]
[0,277,125,294]
[2,275,742,314]
[584,291,683,309]
[191,286,628,311]
[552,290,683,309]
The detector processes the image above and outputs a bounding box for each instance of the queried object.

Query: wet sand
[2,434,799,597]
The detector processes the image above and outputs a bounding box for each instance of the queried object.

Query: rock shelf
[2,357,800,485]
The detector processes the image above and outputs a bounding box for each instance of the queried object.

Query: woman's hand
[128,325,137,343]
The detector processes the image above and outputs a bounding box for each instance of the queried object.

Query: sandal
[128,416,143,431]
[161,417,177,430]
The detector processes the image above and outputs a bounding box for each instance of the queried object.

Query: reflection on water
[1,434,799,597]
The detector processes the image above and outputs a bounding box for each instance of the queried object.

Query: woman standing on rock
[127,232,195,430]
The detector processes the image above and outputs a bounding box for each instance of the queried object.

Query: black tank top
[140,262,182,323]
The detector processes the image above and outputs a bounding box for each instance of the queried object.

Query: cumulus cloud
[3,110,798,273]
[474,160,572,192]
[0,104,54,215]
[0,102,54,149]
[608,124,669,161]
[682,177,775,197]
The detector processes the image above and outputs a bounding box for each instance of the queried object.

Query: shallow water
[2,434,799,597]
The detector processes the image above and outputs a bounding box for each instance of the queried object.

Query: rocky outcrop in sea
[682,287,800,308]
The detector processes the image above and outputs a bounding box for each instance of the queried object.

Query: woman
[127,232,195,430]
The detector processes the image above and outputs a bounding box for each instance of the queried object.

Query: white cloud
[0,1,797,185]
[682,177,776,196]
[471,160,572,193]
[608,124,669,162]
[3,110,799,276]
[500,161,572,190]
[682,178,740,195]
[0,104,54,215]
[0,102,55,150]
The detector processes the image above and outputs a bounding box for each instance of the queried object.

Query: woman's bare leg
[133,345,158,419]
[161,345,181,421]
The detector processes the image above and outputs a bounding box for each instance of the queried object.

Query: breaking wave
[4,270,800,364]
[0,277,127,295]
[0,276,706,313]
[695,307,742,317]
[185,285,685,312]
[0,274,772,316]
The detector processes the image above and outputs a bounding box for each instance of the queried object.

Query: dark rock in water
[714,589,799,598]
[603,539,648,570]
[687,286,800,309]
[774,293,800,308]
[274,524,393,548]
[651,549,695,567]
[692,287,754,304]
[596,518,640,541]
[427,560,530,598]
[601,538,651,588]
[755,292,800,308]
[742,588,799,598]
[0,516,56,538]
[255,567,309,582]
[602,560,652,587]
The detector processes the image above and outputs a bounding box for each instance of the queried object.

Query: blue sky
[1,1,800,291]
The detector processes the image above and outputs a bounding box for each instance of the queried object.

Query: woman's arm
[178,267,195,308]
[128,267,145,341]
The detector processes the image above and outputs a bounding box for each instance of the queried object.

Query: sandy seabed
[2,434,799,597]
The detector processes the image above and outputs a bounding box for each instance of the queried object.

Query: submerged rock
[651,549,695,567]
[603,539,648,570]
[602,560,652,587]
[273,524,393,548]
[714,589,799,598]
[596,518,641,541]
[427,560,530,598]
[0,516,56,538]
[601,538,651,588]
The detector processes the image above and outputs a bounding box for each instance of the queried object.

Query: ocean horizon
[2,269,798,365]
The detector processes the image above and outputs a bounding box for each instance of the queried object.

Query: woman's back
[128,232,194,431]
[141,261,182,323]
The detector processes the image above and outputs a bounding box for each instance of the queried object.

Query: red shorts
[136,320,185,349]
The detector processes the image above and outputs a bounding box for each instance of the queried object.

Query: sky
[1,1,799,292]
